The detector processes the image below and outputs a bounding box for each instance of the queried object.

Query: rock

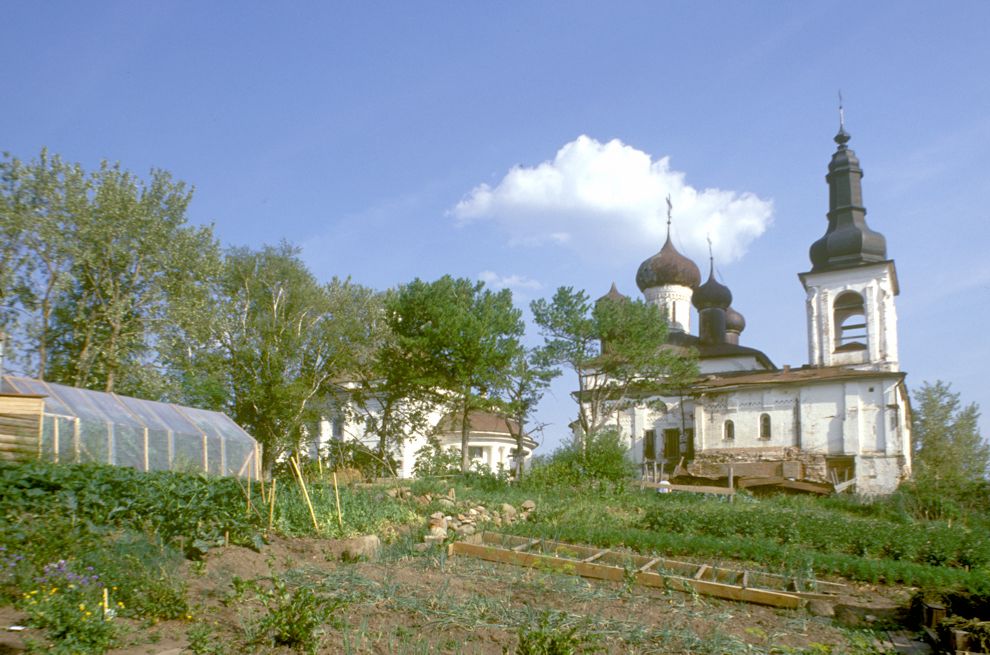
[413,542,430,552]
[341,535,381,562]
[834,603,903,628]
[438,497,456,509]
[429,525,448,539]
[456,524,476,536]
[447,487,456,500]
[385,487,400,498]
[423,534,445,546]
[807,600,835,617]
[521,500,536,511]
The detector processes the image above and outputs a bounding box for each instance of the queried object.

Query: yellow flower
[85,611,92,617]
[50,587,58,594]
[79,603,86,611]
[117,601,125,608]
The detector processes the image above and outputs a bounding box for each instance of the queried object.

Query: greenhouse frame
[0,376,259,480]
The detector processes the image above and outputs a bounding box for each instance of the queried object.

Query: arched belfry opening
[833,291,867,352]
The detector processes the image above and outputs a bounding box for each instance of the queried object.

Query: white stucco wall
[802,262,899,371]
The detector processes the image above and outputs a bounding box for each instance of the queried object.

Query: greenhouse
[0,375,259,480]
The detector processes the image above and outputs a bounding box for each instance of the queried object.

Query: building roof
[435,410,537,448]
[692,364,906,392]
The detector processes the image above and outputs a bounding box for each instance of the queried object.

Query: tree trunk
[460,399,471,473]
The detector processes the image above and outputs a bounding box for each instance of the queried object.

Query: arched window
[759,413,771,440]
[723,420,734,441]
[833,291,868,351]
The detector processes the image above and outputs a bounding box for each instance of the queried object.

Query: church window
[833,291,868,352]
[663,429,680,460]
[760,413,771,439]
[723,420,734,440]
[643,429,656,461]
[468,446,484,460]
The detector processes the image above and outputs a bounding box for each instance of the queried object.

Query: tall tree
[0,150,220,395]
[530,286,697,438]
[501,347,557,479]
[912,380,987,492]
[387,276,524,472]
[206,244,373,474]
[0,150,89,379]
[340,288,433,475]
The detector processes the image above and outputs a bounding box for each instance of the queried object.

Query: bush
[412,437,461,478]
[524,428,635,492]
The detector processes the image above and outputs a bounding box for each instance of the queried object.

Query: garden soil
[0,535,924,654]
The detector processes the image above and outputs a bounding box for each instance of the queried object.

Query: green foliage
[530,286,697,436]
[0,461,262,555]
[516,610,602,655]
[19,560,118,655]
[386,275,524,472]
[0,148,221,396]
[912,381,987,502]
[203,245,378,474]
[186,622,229,655]
[524,428,635,491]
[412,437,461,478]
[244,570,343,654]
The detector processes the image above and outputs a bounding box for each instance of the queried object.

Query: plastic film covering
[1,376,259,480]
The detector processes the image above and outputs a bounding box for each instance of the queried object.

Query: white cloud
[478,270,543,292]
[453,135,773,264]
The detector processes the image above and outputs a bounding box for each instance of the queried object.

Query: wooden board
[450,540,804,609]
[471,532,845,596]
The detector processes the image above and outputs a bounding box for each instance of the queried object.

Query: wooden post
[142,427,149,472]
[106,421,114,465]
[728,465,734,503]
[201,433,208,473]
[290,456,320,533]
[267,477,277,532]
[167,429,174,470]
[74,418,81,463]
[53,417,59,464]
[332,471,343,530]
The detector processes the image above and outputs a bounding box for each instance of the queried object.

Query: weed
[186,621,229,655]
[243,570,343,654]
[515,610,602,654]
[19,560,118,655]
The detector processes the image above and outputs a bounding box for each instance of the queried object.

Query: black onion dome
[692,262,732,310]
[725,306,746,333]
[636,236,701,291]
[596,282,629,305]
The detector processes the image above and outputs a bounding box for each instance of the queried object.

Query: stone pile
[418,492,537,546]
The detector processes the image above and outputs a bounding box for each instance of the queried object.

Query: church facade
[592,123,911,495]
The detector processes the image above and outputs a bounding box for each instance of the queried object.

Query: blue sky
[3,2,988,450]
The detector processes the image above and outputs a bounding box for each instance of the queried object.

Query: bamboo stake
[102,587,109,618]
[290,456,320,533]
[332,471,343,530]
[268,477,277,532]
[246,475,252,514]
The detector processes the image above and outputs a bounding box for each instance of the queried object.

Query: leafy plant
[19,560,119,655]
[516,610,601,654]
[244,571,343,654]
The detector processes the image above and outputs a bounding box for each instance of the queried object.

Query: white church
[593,121,911,495]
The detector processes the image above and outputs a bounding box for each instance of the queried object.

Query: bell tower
[799,111,900,371]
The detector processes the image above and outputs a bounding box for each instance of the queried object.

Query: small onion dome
[636,236,701,291]
[692,263,732,310]
[596,282,629,305]
[725,306,746,333]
